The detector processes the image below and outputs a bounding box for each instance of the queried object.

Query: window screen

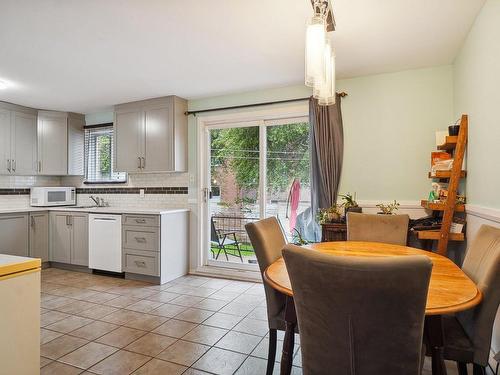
[84,125,127,183]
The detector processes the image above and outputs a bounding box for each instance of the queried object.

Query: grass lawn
[211,242,255,257]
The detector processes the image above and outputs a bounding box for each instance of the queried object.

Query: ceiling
[0,0,485,113]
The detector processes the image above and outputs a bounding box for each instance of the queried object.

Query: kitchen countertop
[0,254,41,278]
[0,207,189,215]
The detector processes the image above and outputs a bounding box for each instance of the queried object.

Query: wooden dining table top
[264,241,482,316]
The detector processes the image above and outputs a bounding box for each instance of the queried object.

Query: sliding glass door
[203,116,310,270]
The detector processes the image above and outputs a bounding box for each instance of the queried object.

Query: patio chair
[211,217,244,262]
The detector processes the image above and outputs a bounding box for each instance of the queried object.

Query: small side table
[320,223,347,242]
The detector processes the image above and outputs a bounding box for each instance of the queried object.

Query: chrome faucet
[89,195,108,207]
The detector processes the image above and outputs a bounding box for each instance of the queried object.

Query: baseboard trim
[190,265,261,283]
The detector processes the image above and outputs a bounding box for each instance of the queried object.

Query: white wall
[453,0,500,359]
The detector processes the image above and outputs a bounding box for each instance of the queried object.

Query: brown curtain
[309,94,344,222]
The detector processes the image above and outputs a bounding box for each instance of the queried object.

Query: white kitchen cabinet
[0,103,37,175]
[49,212,89,266]
[115,96,187,173]
[0,213,29,256]
[37,111,85,175]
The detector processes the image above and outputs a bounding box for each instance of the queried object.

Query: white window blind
[84,125,127,183]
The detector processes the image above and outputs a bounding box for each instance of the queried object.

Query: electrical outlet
[139,189,145,198]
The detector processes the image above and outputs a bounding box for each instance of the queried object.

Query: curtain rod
[185,92,348,116]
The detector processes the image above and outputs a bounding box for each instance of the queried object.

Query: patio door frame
[196,101,309,276]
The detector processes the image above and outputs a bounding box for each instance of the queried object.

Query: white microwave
[30,187,76,207]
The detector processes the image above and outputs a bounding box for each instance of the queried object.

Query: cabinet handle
[135,237,147,243]
[31,216,35,227]
[38,161,42,173]
[12,159,16,172]
[66,216,72,226]
[7,159,11,173]
[135,218,147,223]
[134,260,146,268]
[142,157,145,169]
[138,156,142,169]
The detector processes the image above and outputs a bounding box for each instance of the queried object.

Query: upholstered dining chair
[245,217,288,375]
[282,244,432,375]
[430,224,500,375]
[347,212,410,246]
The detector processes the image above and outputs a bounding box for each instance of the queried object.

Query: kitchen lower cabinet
[0,213,29,256]
[29,212,49,262]
[50,212,88,266]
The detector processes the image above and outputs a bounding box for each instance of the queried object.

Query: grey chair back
[245,217,287,330]
[457,224,500,366]
[347,212,410,245]
[282,244,432,375]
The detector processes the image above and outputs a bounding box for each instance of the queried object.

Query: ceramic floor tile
[40,356,53,368]
[125,333,177,357]
[156,340,210,367]
[215,331,262,354]
[40,311,71,327]
[41,296,74,310]
[77,304,118,320]
[88,349,151,375]
[83,291,120,304]
[45,315,94,334]
[104,295,140,308]
[58,342,118,369]
[99,309,144,325]
[150,303,187,318]
[69,321,119,341]
[174,308,214,323]
[235,356,280,375]
[41,328,63,344]
[123,313,168,331]
[40,335,89,360]
[170,294,205,307]
[40,361,83,375]
[132,358,186,375]
[96,326,147,348]
[209,290,240,302]
[182,324,228,346]
[125,299,164,313]
[233,317,269,336]
[194,298,229,312]
[193,347,246,375]
[145,291,180,303]
[55,300,98,315]
[153,319,198,338]
[203,312,243,330]
[218,301,256,317]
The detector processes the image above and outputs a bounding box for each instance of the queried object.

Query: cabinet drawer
[122,214,159,227]
[122,226,159,251]
[123,250,159,276]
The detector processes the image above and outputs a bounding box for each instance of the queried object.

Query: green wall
[454,0,500,209]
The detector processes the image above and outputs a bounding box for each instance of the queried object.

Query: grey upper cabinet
[29,212,49,262]
[49,212,88,266]
[115,96,187,173]
[38,111,68,175]
[0,213,29,257]
[0,103,37,175]
[37,111,85,176]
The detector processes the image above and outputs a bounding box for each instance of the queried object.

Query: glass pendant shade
[305,16,326,87]
[314,44,336,106]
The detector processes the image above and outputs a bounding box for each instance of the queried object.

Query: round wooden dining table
[263,241,482,375]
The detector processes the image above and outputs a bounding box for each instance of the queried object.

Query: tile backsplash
[0,173,189,209]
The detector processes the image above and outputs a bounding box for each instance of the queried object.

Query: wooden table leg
[425,315,447,375]
[280,296,296,375]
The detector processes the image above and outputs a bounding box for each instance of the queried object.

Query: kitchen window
[84,124,127,183]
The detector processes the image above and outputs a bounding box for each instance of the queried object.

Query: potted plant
[339,193,362,214]
[318,204,344,224]
[291,228,309,246]
[376,200,400,215]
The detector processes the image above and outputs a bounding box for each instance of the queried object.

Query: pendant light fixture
[305,0,336,105]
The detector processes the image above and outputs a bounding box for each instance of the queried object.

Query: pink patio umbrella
[287,178,301,234]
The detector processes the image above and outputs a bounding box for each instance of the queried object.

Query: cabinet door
[11,112,37,175]
[0,109,11,175]
[71,213,88,266]
[144,106,173,172]
[115,110,143,172]
[38,115,68,175]
[0,214,29,256]
[50,213,71,263]
[29,212,49,262]
[67,116,85,176]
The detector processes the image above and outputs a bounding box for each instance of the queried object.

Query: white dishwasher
[89,214,122,272]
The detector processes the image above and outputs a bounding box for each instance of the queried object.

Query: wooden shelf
[421,200,465,212]
[437,136,458,151]
[416,230,465,241]
[429,170,467,179]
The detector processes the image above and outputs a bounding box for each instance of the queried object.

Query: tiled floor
[39,268,490,375]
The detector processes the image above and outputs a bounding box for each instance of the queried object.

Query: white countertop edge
[0,207,190,215]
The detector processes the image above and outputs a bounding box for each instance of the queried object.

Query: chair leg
[235,243,244,263]
[267,329,277,375]
[472,364,486,375]
[457,362,468,375]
